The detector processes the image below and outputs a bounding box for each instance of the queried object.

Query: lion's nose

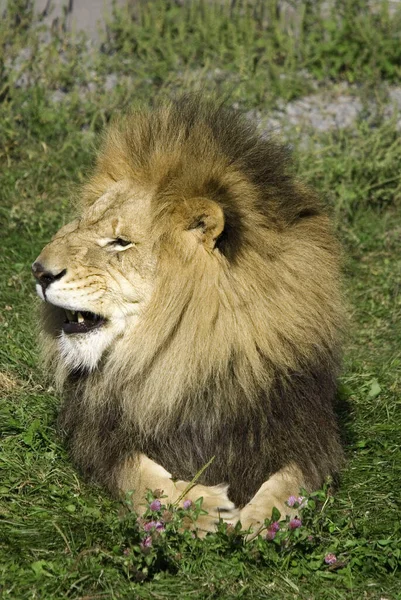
[32,262,67,291]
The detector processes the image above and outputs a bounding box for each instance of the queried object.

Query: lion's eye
[109,238,132,247]
[97,237,134,250]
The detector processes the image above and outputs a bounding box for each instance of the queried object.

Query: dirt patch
[0,370,22,393]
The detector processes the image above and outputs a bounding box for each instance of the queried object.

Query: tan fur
[35,96,344,535]
[118,455,239,534]
[240,464,306,538]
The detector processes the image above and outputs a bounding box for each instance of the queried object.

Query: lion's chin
[58,320,123,372]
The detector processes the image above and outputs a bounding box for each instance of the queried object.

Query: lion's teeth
[77,312,84,323]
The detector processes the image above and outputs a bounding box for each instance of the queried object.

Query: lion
[32,96,344,536]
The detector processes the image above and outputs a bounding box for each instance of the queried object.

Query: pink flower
[143,520,165,533]
[183,499,193,509]
[143,521,156,532]
[287,495,306,509]
[265,521,280,541]
[149,499,162,511]
[324,553,337,565]
[297,496,307,509]
[288,518,302,530]
[140,536,152,551]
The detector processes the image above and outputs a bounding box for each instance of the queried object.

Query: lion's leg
[117,454,239,534]
[239,463,306,539]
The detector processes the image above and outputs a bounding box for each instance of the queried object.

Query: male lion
[33,96,344,535]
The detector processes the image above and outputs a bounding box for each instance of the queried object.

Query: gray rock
[105,73,119,91]
[14,72,31,89]
[50,89,68,103]
[388,87,401,109]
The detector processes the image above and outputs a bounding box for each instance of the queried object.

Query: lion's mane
[42,97,344,507]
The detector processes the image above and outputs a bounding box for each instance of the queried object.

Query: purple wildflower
[123,547,131,556]
[143,520,165,533]
[324,553,337,565]
[143,520,157,532]
[149,499,162,511]
[140,536,152,551]
[287,495,306,508]
[288,518,302,530]
[183,499,193,510]
[265,521,280,541]
[297,496,306,509]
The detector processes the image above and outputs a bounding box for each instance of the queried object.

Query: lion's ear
[186,198,225,250]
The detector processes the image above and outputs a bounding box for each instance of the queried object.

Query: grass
[1,1,401,598]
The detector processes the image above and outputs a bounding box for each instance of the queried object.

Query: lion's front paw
[178,483,240,535]
[238,465,306,540]
[239,498,295,541]
[239,502,272,540]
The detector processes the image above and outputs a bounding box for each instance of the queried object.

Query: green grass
[103,0,401,106]
[1,1,401,598]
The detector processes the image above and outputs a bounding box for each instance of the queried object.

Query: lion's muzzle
[32,261,66,293]
[32,261,107,335]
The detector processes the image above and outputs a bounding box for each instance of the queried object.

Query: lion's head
[33,184,156,372]
[33,97,343,505]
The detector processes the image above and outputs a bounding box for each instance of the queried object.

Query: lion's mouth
[62,310,106,334]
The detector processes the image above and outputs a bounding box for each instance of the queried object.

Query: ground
[0,1,400,599]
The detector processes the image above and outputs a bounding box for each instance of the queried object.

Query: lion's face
[33,182,155,371]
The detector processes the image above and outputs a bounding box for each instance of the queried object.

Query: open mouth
[62,310,106,334]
